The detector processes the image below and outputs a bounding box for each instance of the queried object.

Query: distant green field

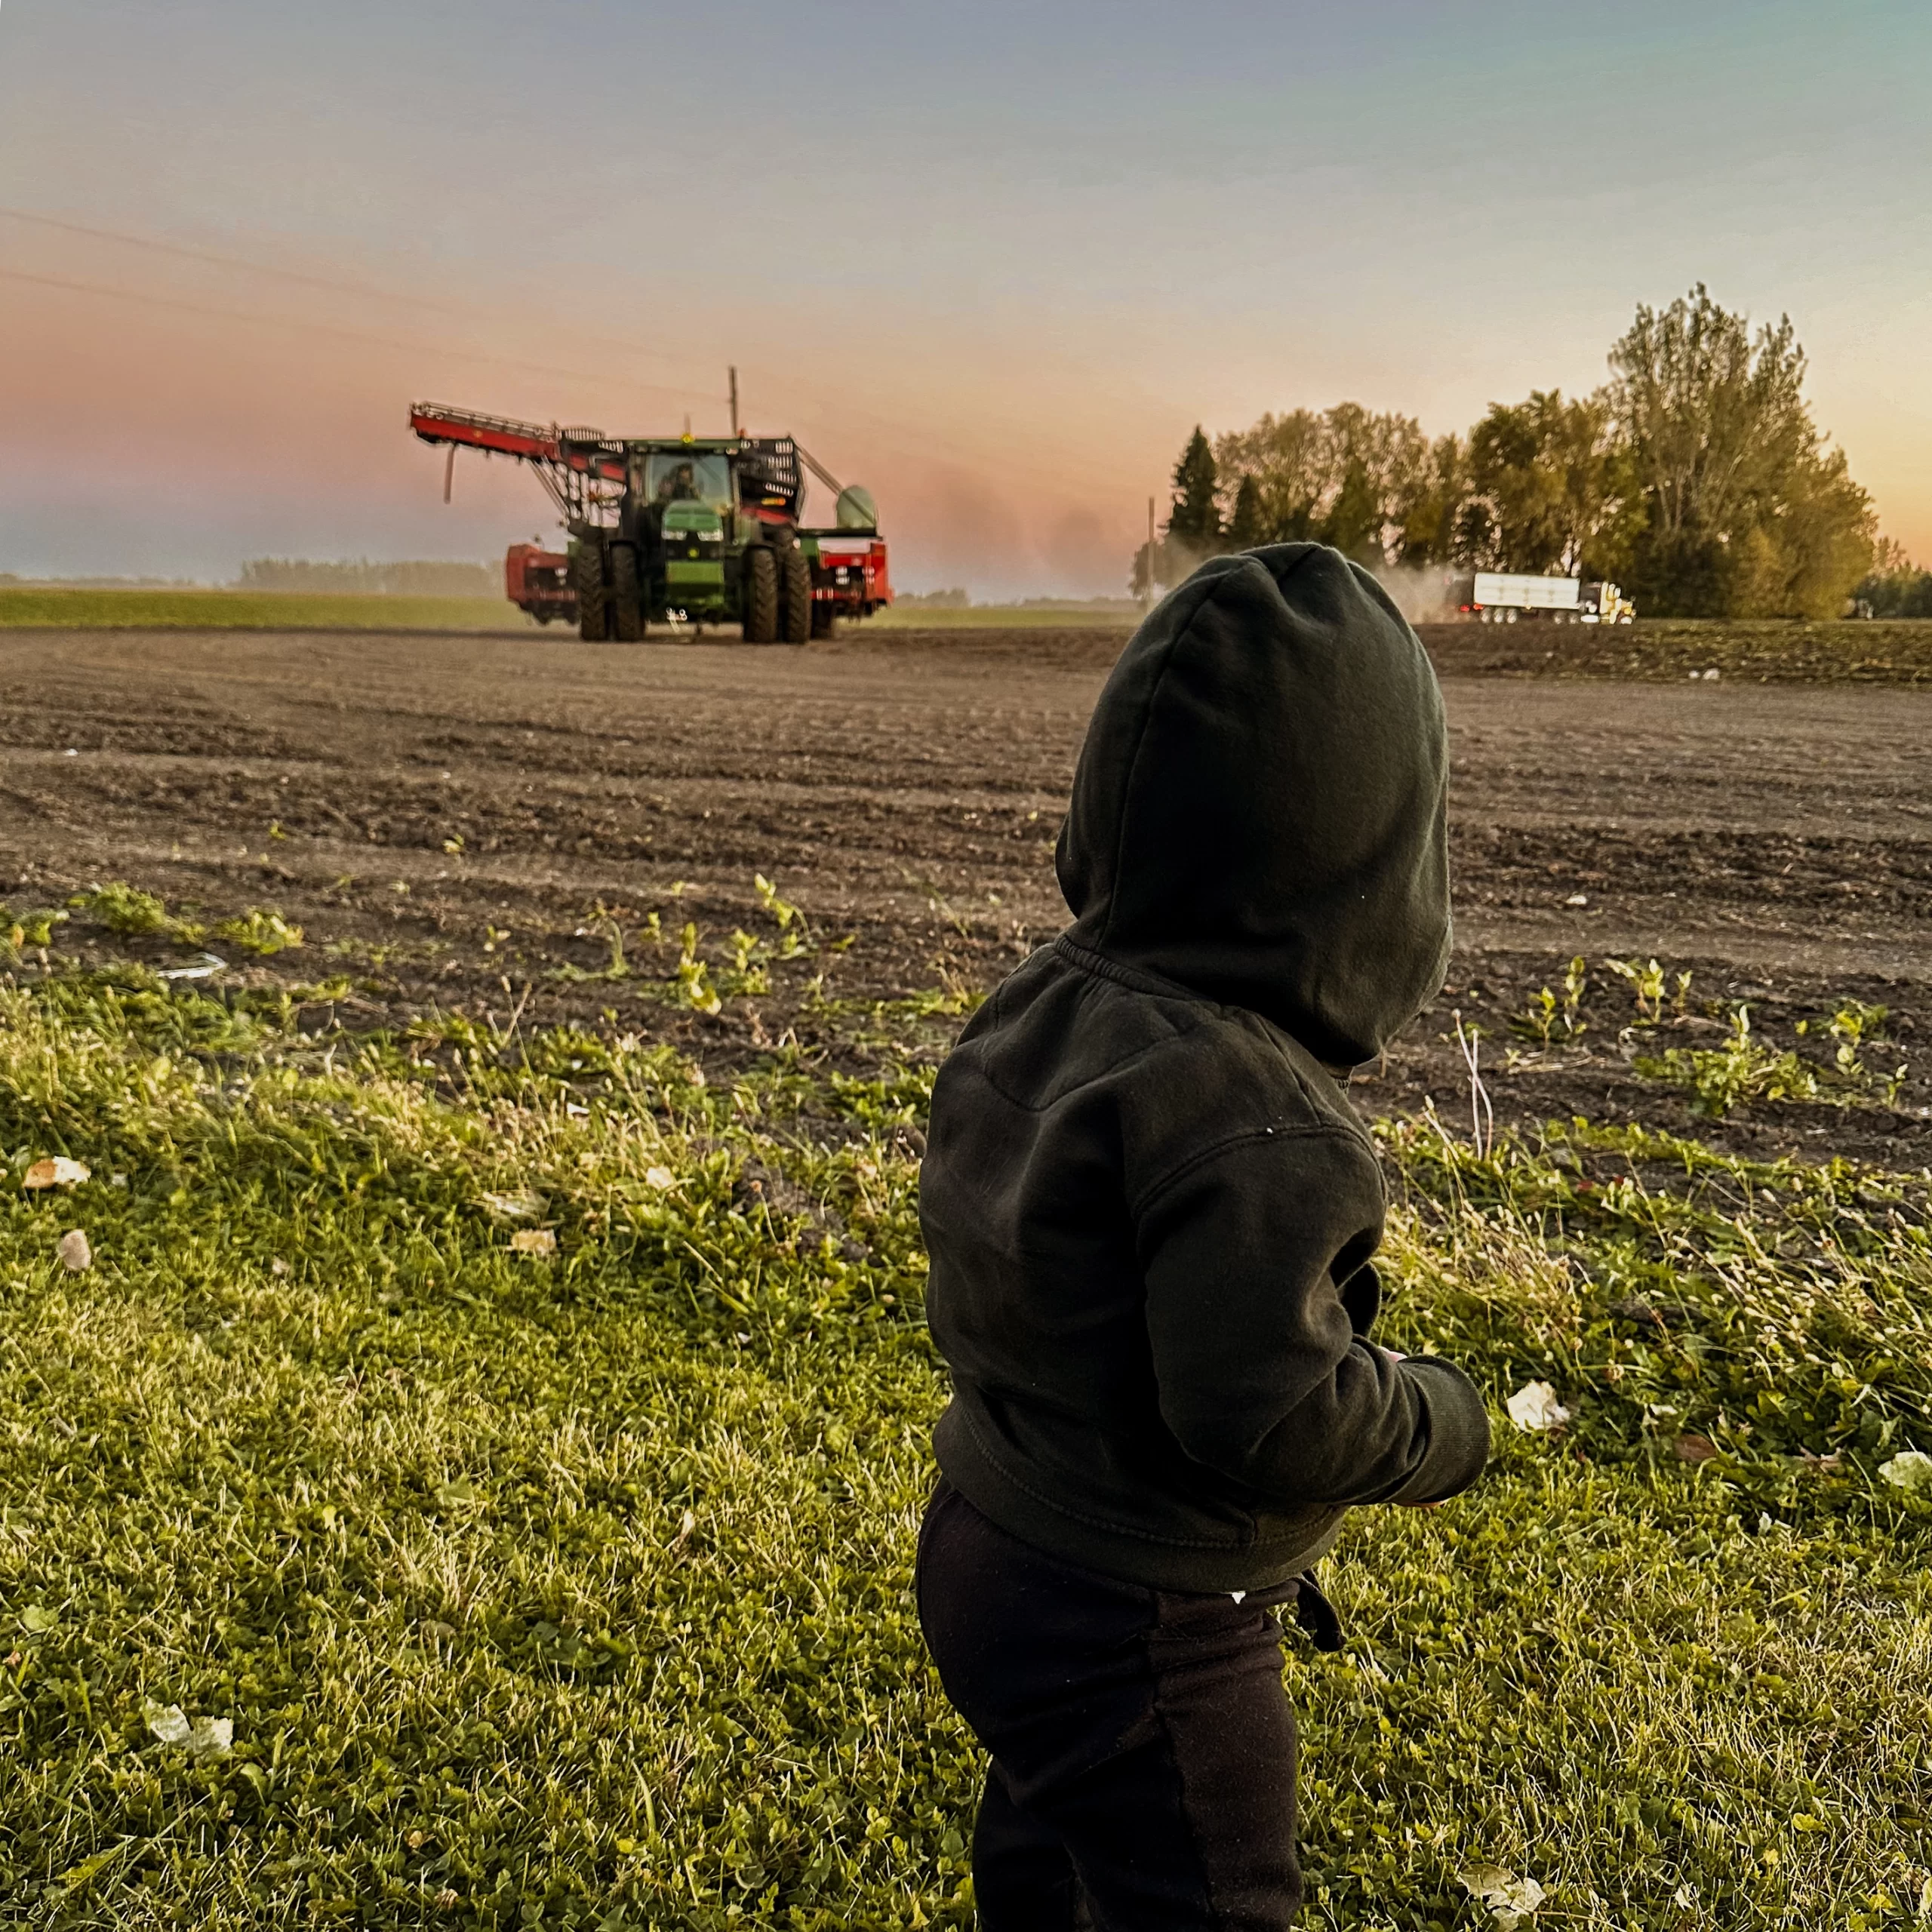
[0,587,537,632]
[1,586,1137,635]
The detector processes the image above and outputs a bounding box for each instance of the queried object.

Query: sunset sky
[2,0,1927,596]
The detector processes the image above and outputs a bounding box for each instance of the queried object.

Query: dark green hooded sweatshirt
[919,543,1491,1593]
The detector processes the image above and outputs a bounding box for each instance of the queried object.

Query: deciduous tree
[1394,435,1468,568]
[1607,285,1872,615]
[1456,390,1635,579]
[1213,405,1431,567]
[1143,285,1875,617]
[1853,540,1932,617]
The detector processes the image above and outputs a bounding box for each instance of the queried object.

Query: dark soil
[1416,617,1932,685]
[4,625,1929,1168]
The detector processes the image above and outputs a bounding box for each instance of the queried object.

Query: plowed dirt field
[5,626,1929,1164]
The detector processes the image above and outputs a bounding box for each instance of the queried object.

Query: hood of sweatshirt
[1055,543,1451,1066]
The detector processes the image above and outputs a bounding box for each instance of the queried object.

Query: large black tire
[810,601,836,639]
[610,543,645,641]
[743,546,779,643]
[574,539,610,641]
[780,546,813,645]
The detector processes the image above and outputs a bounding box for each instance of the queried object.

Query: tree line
[1855,540,1932,619]
[237,558,500,597]
[1135,285,1889,620]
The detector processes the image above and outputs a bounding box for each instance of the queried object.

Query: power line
[0,205,491,320]
[0,204,733,398]
[0,208,1085,494]
[0,267,724,405]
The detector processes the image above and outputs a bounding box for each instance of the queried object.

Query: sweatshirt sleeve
[1134,1126,1491,1507]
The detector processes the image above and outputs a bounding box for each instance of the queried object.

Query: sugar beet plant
[555,877,814,1017]
[0,954,1926,1928]
[1512,956,1912,1120]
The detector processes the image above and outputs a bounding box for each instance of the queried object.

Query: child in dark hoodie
[915,545,1491,1929]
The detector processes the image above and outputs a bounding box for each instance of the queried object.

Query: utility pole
[729,366,740,437]
[1145,495,1156,608]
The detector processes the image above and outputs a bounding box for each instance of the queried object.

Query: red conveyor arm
[408,403,628,483]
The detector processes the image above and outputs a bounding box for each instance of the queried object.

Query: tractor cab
[628,445,737,614]
[639,449,733,514]
[629,446,736,534]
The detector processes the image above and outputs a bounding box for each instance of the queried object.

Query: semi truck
[410,403,892,643]
[1455,571,1635,624]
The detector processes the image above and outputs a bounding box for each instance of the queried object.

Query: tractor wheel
[574,539,610,641]
[743,546,779,643]
[610,543,645,641]
[810,601,836,640]
[780,546,812,645]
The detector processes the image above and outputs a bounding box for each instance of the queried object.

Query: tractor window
[645,453,731,508]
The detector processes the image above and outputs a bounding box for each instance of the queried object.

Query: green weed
[721,929,771,996]
[212,908,305,956]
[1605,955,1694,1025]
[672,921,721,1016]
[583,904,630,978]
[1800,999,1908,1100]
[754,874,811,961]
[1635,1004,1906,1117]
[72,883,206,945]
[1509,955,1589,1047]
[4,907,69,951]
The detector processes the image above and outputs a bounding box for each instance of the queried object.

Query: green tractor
[408,405,894,644]
[573,438,811,644]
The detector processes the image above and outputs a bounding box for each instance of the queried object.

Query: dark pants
[917,1480,1327,1930]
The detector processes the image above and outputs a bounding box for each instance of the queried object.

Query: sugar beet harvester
[409,403,893,643]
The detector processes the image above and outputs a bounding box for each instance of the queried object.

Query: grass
[0,588,537,633]
[0,946,1927,1928]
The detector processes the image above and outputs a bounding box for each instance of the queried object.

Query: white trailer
[1461,572,1634,624]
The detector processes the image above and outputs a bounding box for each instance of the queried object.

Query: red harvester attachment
[504,545,576,626]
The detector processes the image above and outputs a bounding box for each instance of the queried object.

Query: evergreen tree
[1166,428,1223,551]
[1227,475,1267,549]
